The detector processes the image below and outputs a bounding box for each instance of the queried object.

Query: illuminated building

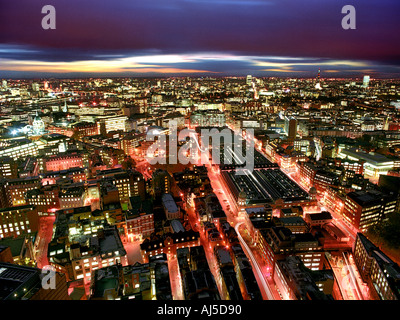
[0,139,39,161]
[5,177,41,206]
[128,170,146,200]
[152,169,172,198]
[140,230,200,262]
[47,124,74,137]
[32,112,45,136]
[96,168,146,202]
[38,133,70,152]
[256,226,325,275]
[125,196,154,241]
[48,219,127,284]
[73,122,99,138]
[297,160,339,193]
[190,110,226,127]
[97,115,128,136]
[343,190,397,232]
[18,157,39,178]
[353,233,400,300]
[214,247,243,300]
[0,156,18,179]
[121,133,146,156]
[26,184,60,216]
[0,262,70,300]
[41,167,87,185]
[313,170,338,192]
[284,116,297,142]
[313,67,321,87]
[338,148,395,179]
[274,256,331,300]
[246,75,252,86]
[278,152,307,171]
[113,172,132,204]
[304,211,332,227]
[245,206,272,221]
[59,186,86,209]
[273,216,309,234]
[363,75,370,88]
[334,158,364,176]
[45,152,84,172]
[90,254,171,300]
[0,205,39,239]
[98,146,125,168]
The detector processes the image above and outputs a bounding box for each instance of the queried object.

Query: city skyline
[1,0,400,78]
[2,0,400,305]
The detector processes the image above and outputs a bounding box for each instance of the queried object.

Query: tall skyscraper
[363,75,370,88]
[246,75,252,86]
[315,68,322,90]
[284,116,297,142]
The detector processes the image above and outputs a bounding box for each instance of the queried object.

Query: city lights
[0,0,399,311]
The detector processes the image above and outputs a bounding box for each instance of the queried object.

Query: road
[35,216,56,269]
[168,254,185,300]
[203,155,281,300]
[235,222,275,300]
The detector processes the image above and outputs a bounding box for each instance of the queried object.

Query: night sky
[0,0,400,78]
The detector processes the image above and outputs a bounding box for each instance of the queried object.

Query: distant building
[284,116,297,142]
[97,115,128,136]
[363,75,370,88]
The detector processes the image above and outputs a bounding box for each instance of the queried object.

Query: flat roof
[341,148,394,165]
[306,211,332,221]
[223,168,308,204]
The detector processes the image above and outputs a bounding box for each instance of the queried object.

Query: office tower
[315,68,322,90]
[363,75,370,88]
[246,75,252,86]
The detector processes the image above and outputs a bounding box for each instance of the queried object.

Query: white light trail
[235,222,275,300]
